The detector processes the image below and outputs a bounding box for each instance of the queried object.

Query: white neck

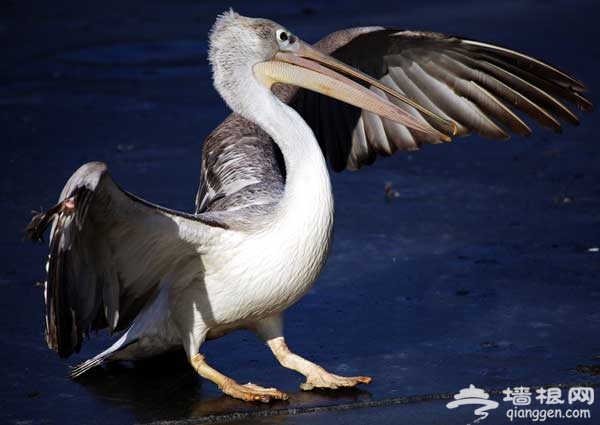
[212,75,335,312]
[243,85,334,225]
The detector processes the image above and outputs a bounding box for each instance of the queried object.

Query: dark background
[1,1,599,424]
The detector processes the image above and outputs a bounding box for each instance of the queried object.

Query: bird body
[42,60,336,376]
[174,95,335,347]
[27,10,590,402]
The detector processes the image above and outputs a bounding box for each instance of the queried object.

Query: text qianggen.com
[507,407,591,422]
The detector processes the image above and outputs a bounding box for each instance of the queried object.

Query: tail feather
[69,335,138,378]
[70,356,106,378]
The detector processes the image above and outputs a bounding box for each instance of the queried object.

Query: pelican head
[209,10,452,139]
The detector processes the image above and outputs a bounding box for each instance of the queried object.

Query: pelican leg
[255,316,372,391]
[190,353,288,403]
[173,284,286,402]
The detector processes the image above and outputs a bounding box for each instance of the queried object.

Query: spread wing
[277,27,592,171]
[26,162,223,358]
[196,27,591,212]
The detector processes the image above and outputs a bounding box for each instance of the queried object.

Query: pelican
[26,11,591,403]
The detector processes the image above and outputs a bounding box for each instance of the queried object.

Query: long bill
[253,44,456,142]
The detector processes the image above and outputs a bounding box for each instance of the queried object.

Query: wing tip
[25,210,52,242]
[576,94,594,112]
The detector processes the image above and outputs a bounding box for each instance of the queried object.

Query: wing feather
[429,51,562,131]
[26,162,219,357]
[418,59,531,136]
[447,51,580,125]
[285,28,591,170]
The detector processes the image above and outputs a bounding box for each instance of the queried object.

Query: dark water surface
[2,1,600,424]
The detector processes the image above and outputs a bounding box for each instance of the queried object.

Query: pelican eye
[276,29,295,47]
